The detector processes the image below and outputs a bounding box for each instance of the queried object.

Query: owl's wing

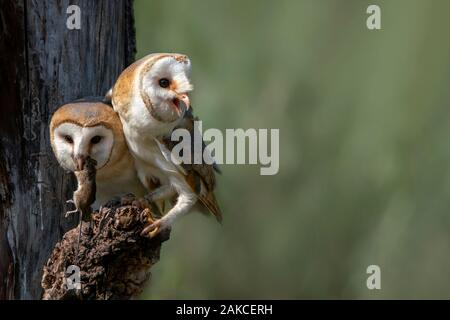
[158,109,222,222]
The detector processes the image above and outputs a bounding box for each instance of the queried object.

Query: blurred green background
[134,0,450,299]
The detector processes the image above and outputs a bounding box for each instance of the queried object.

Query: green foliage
[135,0,450,298]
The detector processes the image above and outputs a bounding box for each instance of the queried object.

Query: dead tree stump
[41,196,170,300]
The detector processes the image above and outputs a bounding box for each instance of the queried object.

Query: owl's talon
[141,219,162,238]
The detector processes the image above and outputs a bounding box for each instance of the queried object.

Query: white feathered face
[142,55,193,123]
[52,123,114,171]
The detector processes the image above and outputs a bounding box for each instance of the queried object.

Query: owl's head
[113,53,193,126]
[50,98,127,172]
[141,53,193,123]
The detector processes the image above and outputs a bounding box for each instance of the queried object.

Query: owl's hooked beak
[172,93,190,116]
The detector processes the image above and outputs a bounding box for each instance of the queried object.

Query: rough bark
[0,0,136,299]
[41,197,170,300]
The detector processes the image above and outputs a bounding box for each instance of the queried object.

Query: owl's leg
[135,185,176,218]
[141,186,196,238]
[140,185,177,238]
[144,185,176,203]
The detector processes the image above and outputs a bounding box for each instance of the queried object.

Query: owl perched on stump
[111,53,222,237]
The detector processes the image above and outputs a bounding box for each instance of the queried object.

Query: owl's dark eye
[159,78,170,88]
[91,136,102,144]
[64,135,73,144]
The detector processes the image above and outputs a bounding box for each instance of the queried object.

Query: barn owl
[111,53,222,237]
[50,98,147,209]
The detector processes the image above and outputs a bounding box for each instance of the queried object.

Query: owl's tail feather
[198,192,223,224]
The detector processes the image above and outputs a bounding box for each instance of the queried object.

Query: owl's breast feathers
[158,110,222,223]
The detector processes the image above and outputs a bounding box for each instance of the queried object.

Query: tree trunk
[0,0,136,299]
